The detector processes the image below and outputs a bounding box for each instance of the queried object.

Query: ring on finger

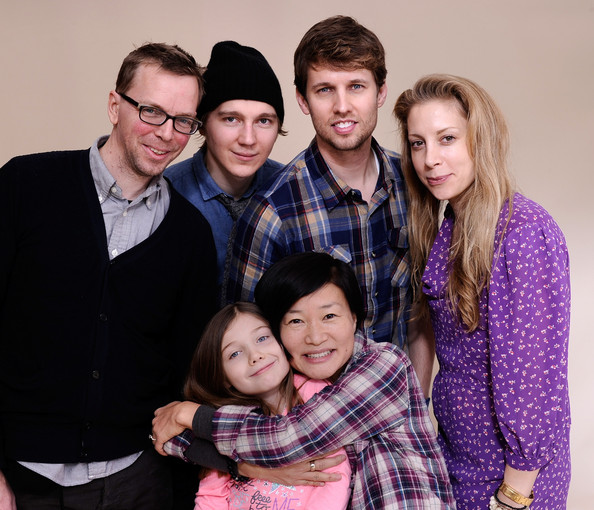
[149,434,156,441]
[309,461,316,472]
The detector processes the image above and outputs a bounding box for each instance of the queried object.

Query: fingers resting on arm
[152,400,199,456]
[238,453,347,487]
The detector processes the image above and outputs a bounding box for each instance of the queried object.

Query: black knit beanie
[197,41,284,125]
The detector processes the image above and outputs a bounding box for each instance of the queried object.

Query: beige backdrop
[1,0,593,507]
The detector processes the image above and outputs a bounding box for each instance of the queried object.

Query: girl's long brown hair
[184,302,301,416]
[394,74,515,331]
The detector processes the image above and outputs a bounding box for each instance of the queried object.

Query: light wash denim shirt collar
[193,147,269,202]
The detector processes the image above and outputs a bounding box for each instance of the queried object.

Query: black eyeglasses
[117,92,202,135]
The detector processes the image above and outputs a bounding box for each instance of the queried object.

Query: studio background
[1,1,592,507]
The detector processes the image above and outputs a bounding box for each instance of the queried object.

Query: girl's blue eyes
[227,335,270,359]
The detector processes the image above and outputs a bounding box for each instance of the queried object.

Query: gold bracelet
[499,481,534,507]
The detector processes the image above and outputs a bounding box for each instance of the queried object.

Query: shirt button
[110,186,117,194]
[111,249,118,257]
[92,370,100,380]
[374,291,379,297]
[122,210,128,217]
[99,313,107,321]
[371,251,377,258]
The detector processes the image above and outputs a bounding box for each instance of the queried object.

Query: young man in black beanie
[165,41,285,289]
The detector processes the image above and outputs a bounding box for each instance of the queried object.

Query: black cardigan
[0,149,217,467]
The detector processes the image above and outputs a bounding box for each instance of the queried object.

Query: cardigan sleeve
[210,346,410,467]
[0,159,19,469]
[0,158,18,320]
[488,217,571,471]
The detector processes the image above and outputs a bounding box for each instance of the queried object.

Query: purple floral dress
[423,194,571,509]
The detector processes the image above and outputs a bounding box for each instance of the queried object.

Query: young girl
[166,302,351,510]
[393,74,571,509]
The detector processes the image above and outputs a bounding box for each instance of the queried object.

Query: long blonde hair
[393,74,515,331]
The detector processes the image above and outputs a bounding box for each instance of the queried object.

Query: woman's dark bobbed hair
[254,252,364,341]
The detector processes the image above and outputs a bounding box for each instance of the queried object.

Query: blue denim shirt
[165,148,284,285]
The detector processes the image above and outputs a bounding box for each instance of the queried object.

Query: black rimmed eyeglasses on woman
[117,92,202,135]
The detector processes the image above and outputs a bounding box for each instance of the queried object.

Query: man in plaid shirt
[225,15,433,392]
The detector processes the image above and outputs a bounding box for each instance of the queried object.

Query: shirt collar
[89,135,165,209]
[351,330,368,358]
[337,331,368,378]
[307,138,394,210]
[193,147,261,202]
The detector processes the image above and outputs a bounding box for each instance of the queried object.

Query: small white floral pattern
[423,194,571,509]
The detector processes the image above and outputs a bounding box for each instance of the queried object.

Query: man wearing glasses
[0,43,217,509]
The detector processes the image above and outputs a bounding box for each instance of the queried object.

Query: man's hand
[238,453,347,487]
[152,400,199,456]
[0,471,16,510]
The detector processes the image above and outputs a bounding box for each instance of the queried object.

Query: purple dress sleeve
[488,202,571,471]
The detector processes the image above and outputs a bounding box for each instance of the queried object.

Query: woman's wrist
[193,404,216,440]
[497,465,537,508]
[227,459,250,482]
[493,492,526,509]
[499,480,534,506]
[176,401,200,429]
[489,480,534,510]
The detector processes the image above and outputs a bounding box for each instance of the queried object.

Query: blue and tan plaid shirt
[225,138,411,347]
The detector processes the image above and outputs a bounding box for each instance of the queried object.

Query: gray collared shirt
[91,135,170,260]
[20,136,170,486]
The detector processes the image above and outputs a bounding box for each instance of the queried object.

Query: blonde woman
[394,74,570,510]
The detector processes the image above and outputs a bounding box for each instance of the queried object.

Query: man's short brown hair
[115,42,204,110]
[294,15,387,97]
